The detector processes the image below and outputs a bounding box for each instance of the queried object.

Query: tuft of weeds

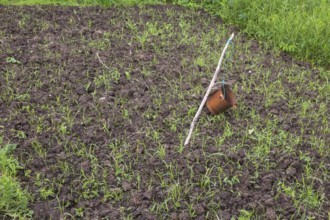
[0,142,33,219]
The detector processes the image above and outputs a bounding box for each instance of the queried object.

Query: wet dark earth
[0,5,329,220]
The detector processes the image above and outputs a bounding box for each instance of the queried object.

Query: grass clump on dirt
[0,4,329,220]
[0,142,32,219]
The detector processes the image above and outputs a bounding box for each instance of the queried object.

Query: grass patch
[188,0,330,67]
[0,142,32,219]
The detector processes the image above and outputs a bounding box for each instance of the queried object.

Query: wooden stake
[96,52,110,70]
[184,33,235,147]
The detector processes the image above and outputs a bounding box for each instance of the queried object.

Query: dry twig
[184,33,235,147]
[96,52,110,69]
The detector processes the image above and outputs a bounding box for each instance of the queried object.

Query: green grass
[0,142,32,219]
[185,0,330,67]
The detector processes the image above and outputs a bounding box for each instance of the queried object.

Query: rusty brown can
[206,85,237,115]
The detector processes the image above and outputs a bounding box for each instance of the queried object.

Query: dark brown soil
[0,5,329,220]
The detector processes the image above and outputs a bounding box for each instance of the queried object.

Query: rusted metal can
[206,85,237,115]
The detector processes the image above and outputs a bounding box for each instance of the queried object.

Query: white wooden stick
[184,33,235,147]
[96,52,110,70]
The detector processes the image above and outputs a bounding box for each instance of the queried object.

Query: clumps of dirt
[0,4,329,220]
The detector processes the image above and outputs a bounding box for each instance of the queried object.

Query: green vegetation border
[1,0,329,67]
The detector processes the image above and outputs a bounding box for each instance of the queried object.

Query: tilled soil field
[0,5,329,220]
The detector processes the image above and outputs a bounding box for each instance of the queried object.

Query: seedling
[6,57,21,64]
